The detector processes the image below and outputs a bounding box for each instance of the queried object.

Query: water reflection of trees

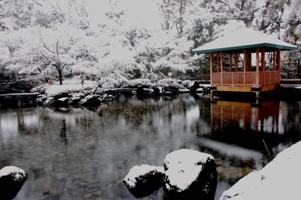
[96,95,200,128]
[60,119,67,145]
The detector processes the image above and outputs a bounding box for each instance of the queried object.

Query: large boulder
[0,166,27,200]
[123,165,165,198]
[163,149,217,200]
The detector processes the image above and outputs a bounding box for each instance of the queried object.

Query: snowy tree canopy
[0,0,300,85]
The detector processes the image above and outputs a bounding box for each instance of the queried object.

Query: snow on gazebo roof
[193,28,296,54]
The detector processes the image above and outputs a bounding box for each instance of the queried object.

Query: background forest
[0,0,300,86]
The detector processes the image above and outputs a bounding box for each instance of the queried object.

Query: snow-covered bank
[219,140,301,200]
[31,78,210,107]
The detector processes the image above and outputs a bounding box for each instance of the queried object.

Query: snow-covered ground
[219,140,301,200]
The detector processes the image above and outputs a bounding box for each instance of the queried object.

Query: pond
[0,94,300,200]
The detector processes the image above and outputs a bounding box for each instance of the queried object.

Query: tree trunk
[58,69,63,85]
[297,59,300,78]
[288,57,291,79]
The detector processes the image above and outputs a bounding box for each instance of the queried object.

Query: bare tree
[32,26,79,85]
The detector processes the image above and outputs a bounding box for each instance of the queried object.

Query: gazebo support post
[244,49,247,86]
[256,47,260,88]
[209,52,214,99]
[230,53,233,72]
[277,49,281,83]
[273,49,276,71]
[261,48,265,71]
[220,51,223,86]
[235,54,238,72]
[277,49,281,70]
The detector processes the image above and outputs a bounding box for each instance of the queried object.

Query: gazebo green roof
[193,28,296,54]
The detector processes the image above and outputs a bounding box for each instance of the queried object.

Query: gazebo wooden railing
[212,71,280,86]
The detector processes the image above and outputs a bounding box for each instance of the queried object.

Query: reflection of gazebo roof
[193,28,296,54]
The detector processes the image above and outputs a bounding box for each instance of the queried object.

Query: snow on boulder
[157,78,182,88]
[69,93,85,105]
[179,88,190,93]
[136,85,153,98]
[43,97,56,106]
[163,149,217,200]
[196,88,204,93]
[0,166,27,200]
[123,165,165,198]
[36,94,48,106]
[80,94,101,106]
[182,80,193,88]
[57,97,69,106]
[128,79,151,87]
[45,85,80,97]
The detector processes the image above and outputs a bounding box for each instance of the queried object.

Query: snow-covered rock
[36,94,48,106]
[157,78,182,88]
[179,88,190,93]
[163,149,217,200]
[182,80,193,88]
[136,85,153,98]
[219,141,301,200]
[57,97,69,106]
[45,85,80,97]
[196,88,204,93]
[128,79,152,87]
[0,166,27,200]
[94,87,104,95]
[123,165,165,198]
[163,86,178,96]
[69,93,85,105]
[80,94,101,106]
[43,97,56,106]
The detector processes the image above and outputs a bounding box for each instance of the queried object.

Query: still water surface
[0,94,300,200]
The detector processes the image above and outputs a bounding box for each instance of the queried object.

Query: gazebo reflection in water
[208,100,290,153]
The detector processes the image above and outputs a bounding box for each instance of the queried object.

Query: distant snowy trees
[0,0,300,85]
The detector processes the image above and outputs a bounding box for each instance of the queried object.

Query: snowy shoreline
[219,140,301,200]
[29,78,209,107]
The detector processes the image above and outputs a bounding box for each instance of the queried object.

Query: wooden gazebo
[193,28,296,97]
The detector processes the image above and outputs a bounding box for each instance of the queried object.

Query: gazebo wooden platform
[193,28,296,97]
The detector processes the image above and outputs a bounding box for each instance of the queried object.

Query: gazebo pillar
[273,49,276,71]
[235,54,238,72]
[277,49,281,71]
[229,53,233,72]
[277,49,281,83]
[210,52,213,84]
[220,51,223,86]
[256,47,260,99]
[261,48,265,72]
[243,49,247,86]
[210,52,214,97]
